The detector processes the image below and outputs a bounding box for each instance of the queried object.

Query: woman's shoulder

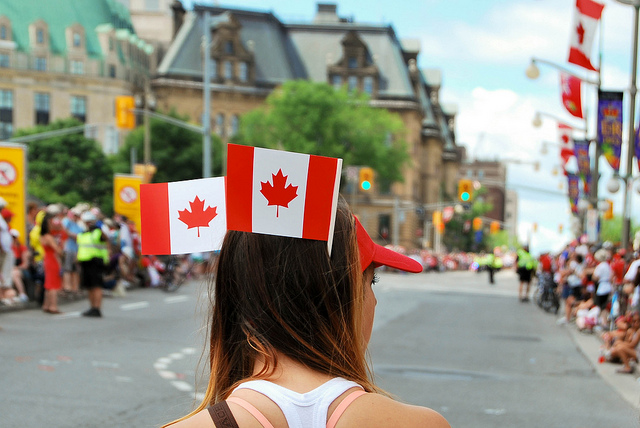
[339,393,450,428]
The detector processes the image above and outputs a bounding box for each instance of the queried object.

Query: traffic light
[359,167,374,191]
[115,96,136,129]
[604,199,614,220]
[490,221,500,234]
[458,179,473,202]
[433,211,444,233]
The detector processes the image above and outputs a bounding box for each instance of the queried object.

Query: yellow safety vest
[517,249,534,270]
[77,228,108,264]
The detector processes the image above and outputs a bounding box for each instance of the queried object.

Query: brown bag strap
[208,401,240,428]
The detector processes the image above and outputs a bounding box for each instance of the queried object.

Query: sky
[182,0,640,254]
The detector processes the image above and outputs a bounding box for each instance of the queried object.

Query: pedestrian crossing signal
[458,179,473,202]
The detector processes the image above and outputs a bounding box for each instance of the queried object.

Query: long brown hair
[166,198,378,425]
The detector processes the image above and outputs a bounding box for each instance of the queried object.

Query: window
[0,25,6,40]
[363,76,374,95]
[71,95,86,123]
[0,89,13,140]
[332,75,342,89]
[230,115,239,136]
[209,58,217,79]
[239,62,248,82]
[224,41,234,54]
[34,92,50,125]
[0,54,8,68]
[109,37,114,51]
[108,64,116,78]
[348,56,357,68]
[216,113,225,136]
[35,56,46,71]
[36,29,44,44]
[70,60,84,74]
[348,75,358,92]
[224,61,232,80]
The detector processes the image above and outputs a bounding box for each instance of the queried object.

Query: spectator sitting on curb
[10,229,30,304]
[606,311,640,374]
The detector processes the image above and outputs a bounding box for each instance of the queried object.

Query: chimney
[314,3,340,24]
[171,0,186,39]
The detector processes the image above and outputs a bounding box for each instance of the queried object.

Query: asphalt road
[0,269,638,428]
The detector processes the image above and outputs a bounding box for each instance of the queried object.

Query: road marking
[92,361,120,369]
[158,370,177,379]
[54,311,81,319]
[484,409,506,416]
[182,347,196,355]
[116,376,133,383]
[171,380,193,392]
[164,295,189,304]
[120,301,149,311]
[169,353,184,360]
[157,357,172,364]
[154,362,168,370]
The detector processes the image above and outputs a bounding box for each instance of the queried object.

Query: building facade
[153,3,461,249]
[459,159,508,226]
[0,0,156,153]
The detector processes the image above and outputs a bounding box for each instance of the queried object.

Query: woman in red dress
[40,212,64,314]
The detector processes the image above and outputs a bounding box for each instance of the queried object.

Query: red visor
[355,217,422,273]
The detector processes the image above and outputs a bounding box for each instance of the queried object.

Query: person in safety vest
[516,246,535,302]
[486,249,503,285]
[78,211,109,317]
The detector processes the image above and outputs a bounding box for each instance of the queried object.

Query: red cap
[355,216,422,273]
[1,208,13,220]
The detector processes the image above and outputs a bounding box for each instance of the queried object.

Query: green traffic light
[460,192,470,201]
[361,181,371,190]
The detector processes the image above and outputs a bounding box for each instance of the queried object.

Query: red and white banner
[226,144,342,250]
[140,177,227,255]
[567,0,604,72]
[558,123,574,147]
[560,73,584,119]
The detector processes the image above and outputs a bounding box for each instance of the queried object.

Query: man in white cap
[77,211,109,317]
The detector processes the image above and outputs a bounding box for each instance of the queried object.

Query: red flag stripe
[302,156,338,241]
[226,144,254,232]
[140,183,171,255]
[577,0,604,20]
[568,47,597,71]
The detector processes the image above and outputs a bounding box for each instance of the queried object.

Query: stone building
[459,159,508,224]
[0,0,156,153]
[152,3,461,249]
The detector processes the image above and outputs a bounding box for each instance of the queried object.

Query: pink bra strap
[226,396,275,428]
[326,389,367,428]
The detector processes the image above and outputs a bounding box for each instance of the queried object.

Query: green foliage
[15,118,113,214]
[442,186,495,252]
[600,215,639,246]
[235,80,410,187]
[110,109,224,183]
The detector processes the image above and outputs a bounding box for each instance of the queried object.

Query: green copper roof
[0,0,135,58]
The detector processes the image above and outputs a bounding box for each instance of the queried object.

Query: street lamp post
[202,10,212,178]
[614,0,640,251]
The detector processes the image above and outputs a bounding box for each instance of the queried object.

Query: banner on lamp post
[567,173,580,214]
[573,139,591,195]
[598,90,623,172]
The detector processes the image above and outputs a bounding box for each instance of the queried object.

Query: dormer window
[224,40,234,54]
[0,25,6,40]
[224,60,232,80]
[73,32,81,47]
[348,56,357,68]
[207,13,255,85]
[363,76,374,95]
[36,29,44,44]
[348,76,357,92]
[332,75,342,89]
[239,62,247,82]
[327,31,380,97]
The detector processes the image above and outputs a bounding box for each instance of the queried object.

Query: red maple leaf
[178,196,218,237]
[576,22,585,45]
[260,169,298,217]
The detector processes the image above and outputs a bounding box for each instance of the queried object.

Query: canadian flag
[558,123,574,148]
[140,177,227,255]
[560,73,584,119]
[226,144,342,249]
[568,0,604,72]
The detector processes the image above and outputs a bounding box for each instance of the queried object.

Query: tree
[14,118,113,213]
[235,80,410,189]
[441,186,495,252]
[110,109,224,184]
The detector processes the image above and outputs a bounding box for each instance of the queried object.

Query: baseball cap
[1,208,13,220]
[10,229,19,238]
[81,211,97,223]
[355,216,422,273]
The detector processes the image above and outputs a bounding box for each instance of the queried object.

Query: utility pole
[202,10,212,178]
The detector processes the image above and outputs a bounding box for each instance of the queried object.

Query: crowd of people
[0,197,149,317]
[531,241,640,375]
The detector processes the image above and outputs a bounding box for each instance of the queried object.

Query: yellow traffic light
[458,179,473,202]
[359,167,374,192]
[115,95,136,129]
[490,221,500,234]
[604,199,614,220]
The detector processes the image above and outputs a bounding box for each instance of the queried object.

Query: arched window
[230,115,239,136]
[363,76,374,95]
[36,29,44,44]
[239,62,248,82]
[216,113,225,136]
[0,25,6,40]
[73,32,81,47]
[348,76,358,92]
[224,61,232,80]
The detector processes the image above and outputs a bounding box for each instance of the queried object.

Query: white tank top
[233,377,363,428]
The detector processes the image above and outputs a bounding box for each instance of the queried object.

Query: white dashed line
[54,311,81,319]
[169,353,184,360]
[164,295,189,304]
[120,301,150,311]
[171,380,193,392]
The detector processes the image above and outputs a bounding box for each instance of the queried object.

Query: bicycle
[157,255,190,293]
[535,272,560,314]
